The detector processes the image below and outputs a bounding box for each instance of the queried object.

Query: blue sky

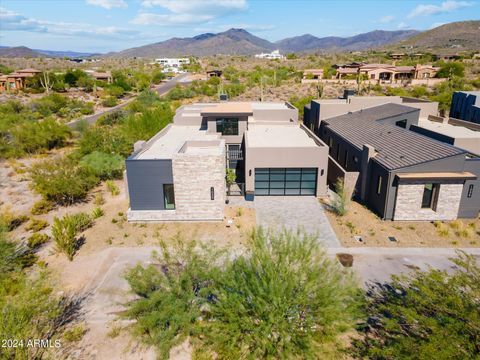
[0,0,479,53]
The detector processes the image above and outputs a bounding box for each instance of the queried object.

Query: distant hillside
[109,28,276,58]
[276,30,419,52]
[0,46,45,58]
[393,20,480,52]
[0,46,98,58]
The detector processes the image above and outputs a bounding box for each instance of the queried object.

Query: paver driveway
[253,196,340,247]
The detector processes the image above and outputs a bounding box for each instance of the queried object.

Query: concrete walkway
[253,196,340,247]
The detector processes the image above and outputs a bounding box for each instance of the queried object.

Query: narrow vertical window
[422,183,440,210]
[376,176,382,195]
[163,184,175,210]
[467,184,474,198]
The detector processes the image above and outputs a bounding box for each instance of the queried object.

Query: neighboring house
[450,91,480,124]
[255,50,285,60]
[154,58,190,74]
[303,94,438,133]
[390,53,406,60]
[302,69,324,80]
[206,70,223,78]
[315,103,480,220]
[126,101,328,221]
[0,68,41,91]
[90,71,112,83]
[334,63,440,82]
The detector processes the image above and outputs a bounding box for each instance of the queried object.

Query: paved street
[66,72,191,128]
[253,196,340,247]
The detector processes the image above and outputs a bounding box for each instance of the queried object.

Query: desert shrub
[105,85,125,98]
[30,199,54,215]
[0,209,29,231]
[91,207,104,219]
[124,229,360,358]
[27,233,50,249]
[51,213,91,261]
[94,193,105,206]
[30,156,99,205]
[331,178,350,216]
[63,324,86,342]
[77,126,131,157]
[121,103,173,142]
[80,151,124,180]
[25,218,49,232]
[30,93,69,116]
[102,96,118,107]
[353,251,480,359]
[436,61,465,78]
[8,118,71,157]
[96,110,127,126]
[106,180,120,196]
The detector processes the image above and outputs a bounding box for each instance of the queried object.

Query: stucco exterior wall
[128,148,226,221]
[245,145,328,196]
[393,180,463,221]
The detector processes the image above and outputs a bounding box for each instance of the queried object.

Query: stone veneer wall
[393,180,463,221]
[128,149,226,221]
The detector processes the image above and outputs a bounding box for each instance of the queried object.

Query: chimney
[360,144,376,201]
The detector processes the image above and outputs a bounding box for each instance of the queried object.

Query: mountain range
[108,28,419,58]
[1,20,478,59]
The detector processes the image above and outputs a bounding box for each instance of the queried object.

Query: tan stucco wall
[393,180,463,221]
[454,138,480,156]
[245,144,329,197]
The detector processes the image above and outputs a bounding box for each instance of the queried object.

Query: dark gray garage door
[254,168,317,196]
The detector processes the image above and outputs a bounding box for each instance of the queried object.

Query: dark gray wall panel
[126,159,173,210]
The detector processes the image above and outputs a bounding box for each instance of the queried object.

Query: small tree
[225,168,236,192]
[331,178,350,216]
[353,251,480,359]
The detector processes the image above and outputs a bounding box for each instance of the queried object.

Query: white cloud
[133,0,247,26]
[379,15,395,23]
[407,0,474,18]
[0,7,138,39]
[430,21,447,28]
[397,22,409,29]
[85,0,127,9]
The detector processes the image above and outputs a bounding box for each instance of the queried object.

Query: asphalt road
[66,72,191,128]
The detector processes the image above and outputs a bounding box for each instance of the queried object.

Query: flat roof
[135,125,221,160]
[247,124,319,148]
[417,118,480,139]
[200,102,253,115]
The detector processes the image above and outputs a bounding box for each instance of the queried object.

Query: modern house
[126,101,328,221]
[303,94,438,133]
[254,50,285,60]
[311,103,480,220]
[0,68,41,91]
[154,58,190,74]
[90,71,112,83]
[450,91,480,124]
[303,69,324,80]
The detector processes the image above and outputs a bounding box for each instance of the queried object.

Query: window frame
[216,117,239,136]
[421,183,440,210]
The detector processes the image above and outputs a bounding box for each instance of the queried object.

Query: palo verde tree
[353,251,480,359]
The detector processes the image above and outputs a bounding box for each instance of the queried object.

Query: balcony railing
[227,150,243,160]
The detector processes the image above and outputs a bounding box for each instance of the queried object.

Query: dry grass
[323,199,480,248]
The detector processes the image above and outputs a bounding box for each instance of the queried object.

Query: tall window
[376,175,382,195]
[216,118,239,135]
[163,184,175,210]
[467,184,474,198]
[421,183,440,210]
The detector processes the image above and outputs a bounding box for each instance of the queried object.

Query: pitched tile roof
[323,103,466,170]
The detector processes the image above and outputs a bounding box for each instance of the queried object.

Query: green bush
[30,199,54,215]
[30,157,99,205]
[331,178,351,216]
[105,85,125,98]
[25,218,49,232]
[96,110,127,126]
[436,61,465,78]
[51,215,80,261]
[80,151,124,180]
[0,210,29,231]
[353,251,480,359]
[91,207,104,219]
[102,96,118,107]
[27,233,50,249]
[124,230,359,358]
